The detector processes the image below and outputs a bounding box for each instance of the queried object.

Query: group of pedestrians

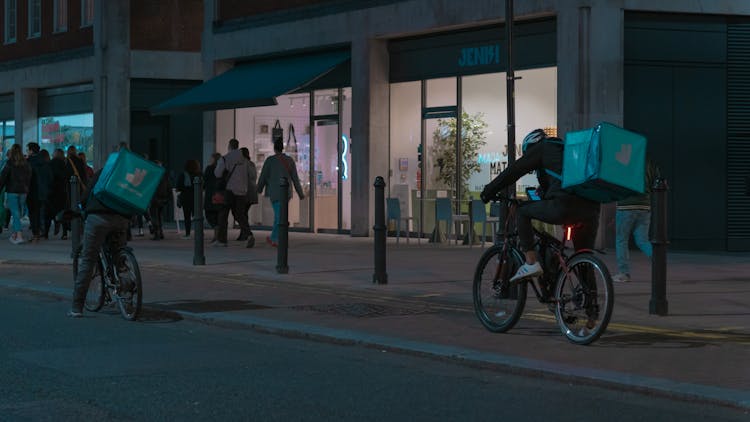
[0,143,91,245]
[176,136,303,249]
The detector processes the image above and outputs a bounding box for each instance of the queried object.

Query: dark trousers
[516,196,600,252]
[149,203,165,238]
[217,193,251,243]
[182,205,194,236]
[27,197,47,237]
[72,213,129,311]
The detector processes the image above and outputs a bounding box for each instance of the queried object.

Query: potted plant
[430,111,488,205]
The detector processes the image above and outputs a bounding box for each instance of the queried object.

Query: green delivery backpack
[558,122,647,203]
[93,150,166,215]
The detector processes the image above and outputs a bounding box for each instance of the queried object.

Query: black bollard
[69,176,80,258]
[193,176,205,265]
[276,177,289,274]
[650,177,669,316]
[373,176,388,284]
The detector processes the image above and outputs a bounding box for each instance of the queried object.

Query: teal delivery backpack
[561,122,647,203]
[93,150,166,215]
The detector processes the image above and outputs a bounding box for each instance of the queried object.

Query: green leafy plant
[430,111,488,201]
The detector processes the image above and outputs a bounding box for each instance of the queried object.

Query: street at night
[1,288,747,421]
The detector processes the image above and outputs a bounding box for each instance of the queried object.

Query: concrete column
[14,88,37,147]
[557,1,624,248]
[201,0,218,165]
[350,36,389,237]
[93,0,130,167]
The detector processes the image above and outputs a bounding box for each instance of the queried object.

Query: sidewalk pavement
[0,226,748,409]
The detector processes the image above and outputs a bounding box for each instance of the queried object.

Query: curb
[2,279,749,411]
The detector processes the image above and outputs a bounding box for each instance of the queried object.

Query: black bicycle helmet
[521,129,547,154]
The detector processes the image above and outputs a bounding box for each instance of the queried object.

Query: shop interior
[388,67,557,237]
[231,88,352,233]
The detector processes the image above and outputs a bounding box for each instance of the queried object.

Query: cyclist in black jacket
[480,129,600,282]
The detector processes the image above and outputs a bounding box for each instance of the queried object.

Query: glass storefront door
[418,78,459,240]
[311,88,351,234]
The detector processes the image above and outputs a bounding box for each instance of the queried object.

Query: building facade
[0,0,204,186]
[172,0,748,251]
[4,1,749,251]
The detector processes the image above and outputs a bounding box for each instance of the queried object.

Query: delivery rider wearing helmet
[480,129,601,282]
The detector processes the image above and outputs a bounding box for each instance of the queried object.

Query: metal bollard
[193,176,205,265]
[650,177,669,316]
[276,177,289,274]
[372,176,388,284]
[69,176,81,258]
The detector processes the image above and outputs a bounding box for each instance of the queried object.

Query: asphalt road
[0,287,746,422]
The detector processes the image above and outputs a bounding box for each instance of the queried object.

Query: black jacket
[482,137,598,206]
[28,153,53,201]
[0,161,32,194]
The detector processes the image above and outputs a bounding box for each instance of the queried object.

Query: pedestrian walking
[256,138,304,247]
[47,148,69,239]
[149,160,171,241]
[613,161,657,283]
[213,139,252,247]
[78,152,95,179]
[240,147,258,247]
[0,144,32,244]
[203,153,222,242]
[26,143,53,241]
[176,159,202,239]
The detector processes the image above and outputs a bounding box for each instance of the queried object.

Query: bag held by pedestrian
[561,122,647,203]
[272,120,283,145]
[211,162,238,206]
[93,150,166,215]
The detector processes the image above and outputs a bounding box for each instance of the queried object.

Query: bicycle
[64,211,143,321]
[472,194,614,345]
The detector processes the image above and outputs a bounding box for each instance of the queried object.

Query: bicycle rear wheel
[114,248,142,321]
[553,253,614,345]
[473,244,527,333]
[72,245,105,312]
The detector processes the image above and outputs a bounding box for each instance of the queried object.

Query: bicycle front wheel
[473,244,527,333]
[72,245,105,312]
[553,253,614,345]
[114,248,142,321]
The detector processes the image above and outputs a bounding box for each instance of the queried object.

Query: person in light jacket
[256,139,304,247]
[239,147,258,246]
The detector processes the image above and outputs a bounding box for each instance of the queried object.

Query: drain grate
[291,302,434,318]
[150,300,273,314]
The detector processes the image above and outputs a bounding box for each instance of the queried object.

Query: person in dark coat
[26,143,53,241]
[65,145,88,195]
[47,148,70,239]
[149,160,170,240]
[203,153,222,232]
[176,159,202,239]
[0,144,32,244]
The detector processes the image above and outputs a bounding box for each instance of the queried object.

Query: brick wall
[0,0,93,63]
[217,0,337,21]
[130,0,203,52]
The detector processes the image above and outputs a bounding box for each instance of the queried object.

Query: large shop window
[1,120,15,164]
[229,89,352,233]
[388,67,557,236]
[38,113,94,165]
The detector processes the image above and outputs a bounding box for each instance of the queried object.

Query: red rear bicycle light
[566,226,572,241]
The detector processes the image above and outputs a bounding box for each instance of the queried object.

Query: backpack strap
[545,168,563,181]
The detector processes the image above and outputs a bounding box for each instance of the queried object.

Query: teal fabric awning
[151,50,350,115]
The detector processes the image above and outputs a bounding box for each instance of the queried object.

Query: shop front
[387,18,557,239]
[37,84,94,165]
[152,48,352,234]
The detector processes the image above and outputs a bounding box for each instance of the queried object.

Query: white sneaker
[612,273,631,283]
[510,262,543,282]
[9,233,24,245]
